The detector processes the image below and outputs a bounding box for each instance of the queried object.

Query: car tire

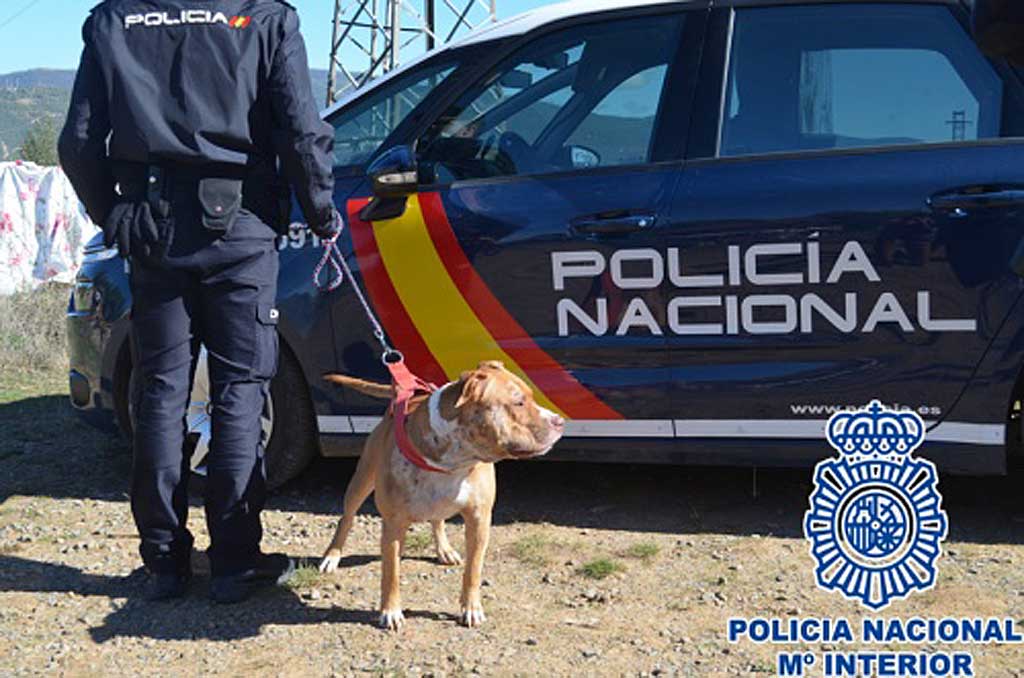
[117,342,318,493]
[263,347,319,490]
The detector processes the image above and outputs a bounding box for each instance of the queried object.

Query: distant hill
[0,69,77,91]
[0,68,332,102]
[0,67,333,160]
[310,69,330,105]
[0,67,327,94]
[0,70,76,158]
[0,88,69,160]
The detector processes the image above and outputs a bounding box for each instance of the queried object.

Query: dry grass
[284,566,326,591]
[508,532,558,566]
[622,540,660,562]
[0,283,70,374]
[403,528,433,554]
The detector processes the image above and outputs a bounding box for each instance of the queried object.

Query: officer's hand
[310,208,343,241]
[103,203,135,258]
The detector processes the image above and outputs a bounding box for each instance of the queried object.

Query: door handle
[928,186,1024,215]
[571,214,657,235]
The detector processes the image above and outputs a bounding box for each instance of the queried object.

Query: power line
[0,0,46,32]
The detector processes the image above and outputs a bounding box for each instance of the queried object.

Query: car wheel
[121,344,318,492]
[262,347,319,489]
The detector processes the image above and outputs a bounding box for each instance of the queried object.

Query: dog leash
[313,210,449,474]
[313,213,397,361]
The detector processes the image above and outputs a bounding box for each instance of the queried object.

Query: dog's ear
[453,370,474,405]
[455,369,496,408]
[478,360,505,371]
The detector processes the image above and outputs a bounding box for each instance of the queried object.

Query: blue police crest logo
[803,401,948,610]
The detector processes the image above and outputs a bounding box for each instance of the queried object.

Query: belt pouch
[198,177,243,234]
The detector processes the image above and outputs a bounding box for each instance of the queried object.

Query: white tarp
[0,161,100,295]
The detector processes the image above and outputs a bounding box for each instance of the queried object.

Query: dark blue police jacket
[59,0,335,232]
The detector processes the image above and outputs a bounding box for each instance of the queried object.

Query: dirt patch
[3,375,1024,675]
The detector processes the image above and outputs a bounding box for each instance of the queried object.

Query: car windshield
[329,59,459,168]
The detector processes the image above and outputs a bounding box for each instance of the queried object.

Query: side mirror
[368,145,419,199]
[568,145,601,169]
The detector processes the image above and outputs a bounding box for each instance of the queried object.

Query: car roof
[322,0,962,117]
[450,0,692,48]
[450,0,961,49]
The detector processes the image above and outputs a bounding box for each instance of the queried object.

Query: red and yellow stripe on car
[347,193,621,421]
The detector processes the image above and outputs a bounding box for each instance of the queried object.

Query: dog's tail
[323,374,393,399]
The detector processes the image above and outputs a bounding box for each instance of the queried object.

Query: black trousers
[128,186,280,577]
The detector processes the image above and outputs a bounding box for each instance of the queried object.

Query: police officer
[59,0,340,603]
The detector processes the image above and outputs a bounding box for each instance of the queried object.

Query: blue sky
[0,0,553,73]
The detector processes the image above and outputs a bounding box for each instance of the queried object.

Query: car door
[344,8,706,432]
[664,1,1024,446]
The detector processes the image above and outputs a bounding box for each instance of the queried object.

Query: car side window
[565,64,672,167]
[720,4,1005,157]
[329,61,457,168]
[418,14,684,183]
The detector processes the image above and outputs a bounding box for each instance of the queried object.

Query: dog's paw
[319,552,342,573]
[460,604,487,628]
[436,544,463,566]
[379,608,405,631]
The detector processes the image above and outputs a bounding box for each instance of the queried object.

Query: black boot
[144,570,191,601]
[209,553,295,604]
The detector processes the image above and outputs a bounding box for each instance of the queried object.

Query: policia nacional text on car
[58,1,341,603]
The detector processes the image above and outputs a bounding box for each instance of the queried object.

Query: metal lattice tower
[327,0,498,106]
[946,110,972,142]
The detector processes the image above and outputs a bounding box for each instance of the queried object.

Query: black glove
[103,202,134,258]
[310,207,343,240]
[131,202,162,257]
[103,201,162,259]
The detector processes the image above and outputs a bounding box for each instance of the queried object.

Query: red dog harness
[386,358,449,474]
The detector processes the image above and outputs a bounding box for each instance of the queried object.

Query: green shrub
[19,117,60,167]
[0,283,70,374]
[578,558,625,580]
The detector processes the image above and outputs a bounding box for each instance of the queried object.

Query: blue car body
[68,0,1024,475]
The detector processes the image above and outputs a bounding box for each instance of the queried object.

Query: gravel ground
[3,374,1024,676]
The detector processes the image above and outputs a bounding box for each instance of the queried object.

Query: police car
[68,0,1024,487]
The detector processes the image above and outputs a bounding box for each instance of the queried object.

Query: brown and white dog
[318,360,564,630]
